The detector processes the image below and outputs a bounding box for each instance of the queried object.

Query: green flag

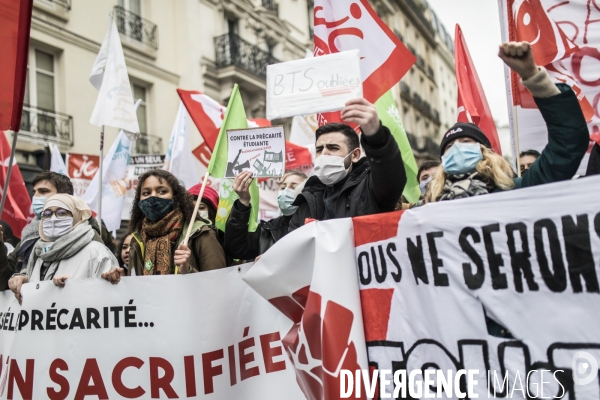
[376,90,420,203]
[208,84,259,232]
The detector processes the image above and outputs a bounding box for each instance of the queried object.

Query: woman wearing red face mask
[103,170,225,282]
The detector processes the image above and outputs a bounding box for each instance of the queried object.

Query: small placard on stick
[225,126,286,178]
[266,50,362,120]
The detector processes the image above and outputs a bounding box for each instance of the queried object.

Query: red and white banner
[247,176,600,399]
[0,265,305,399]
[66,153,100,198]
[499,0,599,170]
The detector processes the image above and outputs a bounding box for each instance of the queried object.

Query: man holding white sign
[289,98,406,230]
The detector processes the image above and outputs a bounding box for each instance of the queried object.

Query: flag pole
[513,106,522,177]
[175,171,209,274]
[0,130,20,217]
[183,171,209,246]
[98,125,104,236]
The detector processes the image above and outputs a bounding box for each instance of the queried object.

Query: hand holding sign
[232,171,254,207]
[341,98,380,136]
[267,50,362,120]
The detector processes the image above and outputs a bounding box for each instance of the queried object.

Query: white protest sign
[225,126,285,178]
[1,265,305,400]
[266,50,362,120]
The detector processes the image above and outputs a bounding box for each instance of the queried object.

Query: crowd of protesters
[0,41,592,307]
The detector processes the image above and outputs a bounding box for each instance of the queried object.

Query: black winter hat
[439,122,491,156]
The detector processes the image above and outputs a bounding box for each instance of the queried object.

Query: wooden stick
[183,171,209,247]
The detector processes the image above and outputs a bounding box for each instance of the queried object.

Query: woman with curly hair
[103,170,225,282]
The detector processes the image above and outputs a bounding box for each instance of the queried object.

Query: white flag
[81,130,132,232]
[163,102,200,189]
[89,14,140,140]
[49,144,68,176]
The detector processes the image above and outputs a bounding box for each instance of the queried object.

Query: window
[227,18,239,35]
[118,0,141,14]
[22,48,57,136]
[132,83,148,153]
[117,0,142,41]
[132,83,147,134]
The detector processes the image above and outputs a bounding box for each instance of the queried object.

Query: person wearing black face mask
[102,170,225,280]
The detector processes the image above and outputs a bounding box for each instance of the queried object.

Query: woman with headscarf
[7,194,119,303]
[104,169,225,278]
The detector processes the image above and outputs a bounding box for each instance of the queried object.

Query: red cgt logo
[270,287,365,400]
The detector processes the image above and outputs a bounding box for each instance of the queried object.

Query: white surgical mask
[277,188,298,216]
[42,216,74,241]
[313,152,353,186]
[199,211,210,221]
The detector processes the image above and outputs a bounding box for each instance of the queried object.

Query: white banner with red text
[246,176,600,400]
[0,265,305,400]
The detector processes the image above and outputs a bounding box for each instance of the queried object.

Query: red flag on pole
[0,0,33,131]
[454,24,502,155]
[0,131,32,237]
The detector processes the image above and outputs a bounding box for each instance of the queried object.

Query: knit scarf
[20,216,41,243]
[141,209,184,275]
[26,221,95,280]
[437,172,496,201]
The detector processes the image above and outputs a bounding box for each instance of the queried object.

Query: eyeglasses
[41,208,73,220]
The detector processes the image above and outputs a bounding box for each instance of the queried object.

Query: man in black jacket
[224,171,307,260]
[289,98,406,231]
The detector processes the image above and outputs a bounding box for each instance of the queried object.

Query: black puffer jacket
[224,200,290,260]
[289,123,406,231]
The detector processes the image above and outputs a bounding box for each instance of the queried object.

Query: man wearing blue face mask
[224,170,308,261]
[423,41,589,204]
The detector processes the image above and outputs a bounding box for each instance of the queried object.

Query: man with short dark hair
[519,149,540,174]
[289,98,406,230]
[417,160,440,195]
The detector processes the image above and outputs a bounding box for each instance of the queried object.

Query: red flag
[0,0,33,131]
[455,25,502,155]
[285,141,313,171]
[0,131,32,238]
[507,0,593,121]
[313,0,415,126]
[177,89,226,151]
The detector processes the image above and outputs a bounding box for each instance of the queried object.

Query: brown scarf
[141,209,184,275]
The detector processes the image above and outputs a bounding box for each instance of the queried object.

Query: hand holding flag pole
[175,171,209,274]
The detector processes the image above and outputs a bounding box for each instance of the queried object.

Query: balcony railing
[114,5,158,50]
[432,110,440,125]
[134,134,163,155]
[394,30,404,43]
[20,104,74,146]
[45,0,71,10]
[262,0,279,15]
[214,33,280,79]
[416,55,426,71]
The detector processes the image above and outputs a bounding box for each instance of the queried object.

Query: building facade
[374,0,456,163]
[15,0,312,186]
[14,0,451,187]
